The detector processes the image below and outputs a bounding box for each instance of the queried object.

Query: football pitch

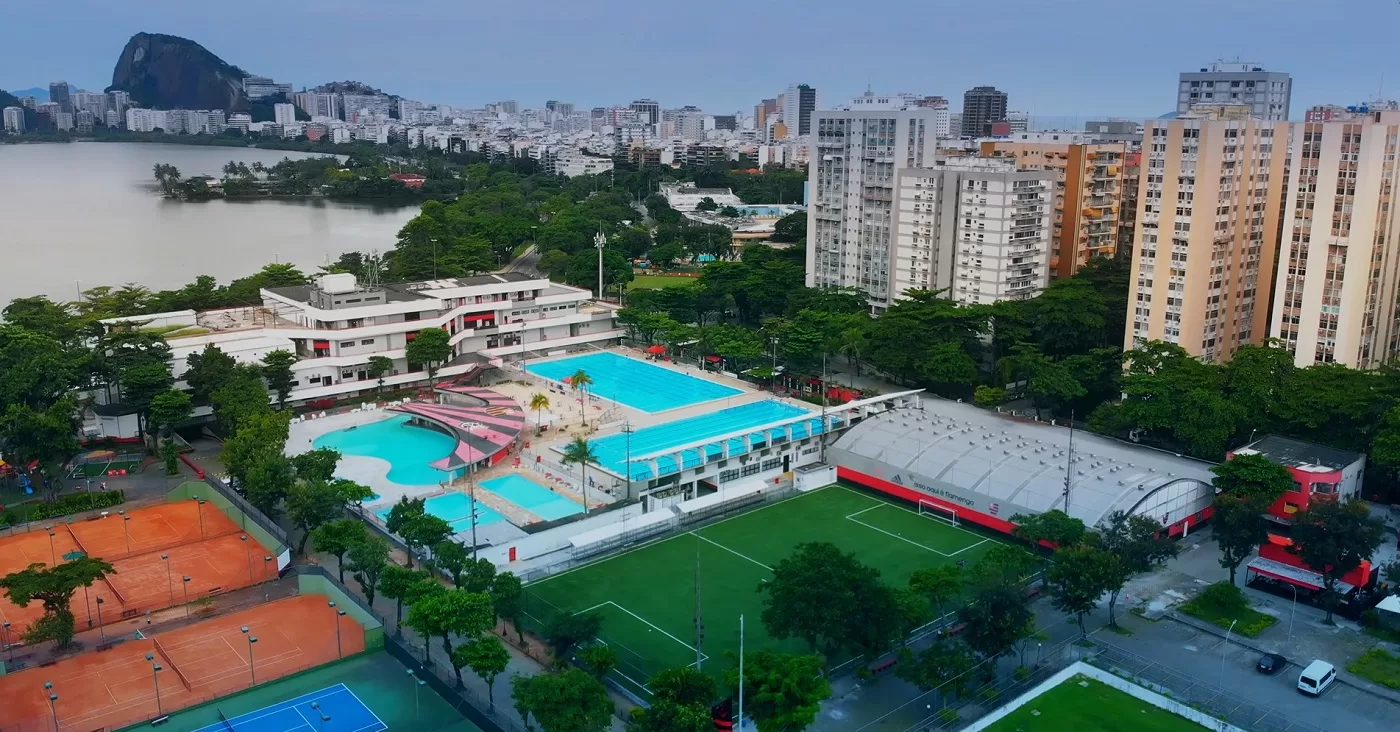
[522,484,1006,695]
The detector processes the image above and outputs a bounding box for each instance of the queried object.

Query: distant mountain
[8,87,47,102]
[107,32,250,112]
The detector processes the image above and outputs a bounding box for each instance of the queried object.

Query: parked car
[1256,653,1288,675]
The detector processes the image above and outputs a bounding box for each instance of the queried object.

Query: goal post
[917,499,957,527]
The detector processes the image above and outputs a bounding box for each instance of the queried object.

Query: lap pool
[525,352,740,413]
[585,400,835,480]
[480,474,584,521]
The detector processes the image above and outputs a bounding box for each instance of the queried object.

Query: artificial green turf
[522,484,1000,692]
[984,675,1209,731]
[627,274,699,290]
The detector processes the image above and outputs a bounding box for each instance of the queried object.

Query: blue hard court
[193,683,385,732]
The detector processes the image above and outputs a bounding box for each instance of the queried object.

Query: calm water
[0,142,419,303]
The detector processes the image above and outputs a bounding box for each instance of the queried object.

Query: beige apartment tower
[1127,108,1288,362]
[1271,110,1400,368]
[978,140,1127,278]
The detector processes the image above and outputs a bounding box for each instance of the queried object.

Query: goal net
[917,500,957,527]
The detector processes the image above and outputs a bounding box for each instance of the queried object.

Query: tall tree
[367,355,394,392]
[148,389,193,438]
[1011,509,1087,548]
[1291,499,1386,622]
[1097,511,1177,627]
[223,410,292,485]
[458,635,511,709]
[0,399,80,501]
[286,479,345,554]
[346,535,391,606]
[244,453,296,518]
[405,328,452,382]
[543,610,604,662]
[560,437,599,513]
[260,349,298,409]
[210,363,273,434]
[379,564,431,627]
[579,644,618,680]
[893,638,977,704]
[512,668,613,732]
[0,557,115,648]
[726,650,830,732]
[310,519,367,582]
[407,590,496,684]
[184,343,238,405]
[529,392,551,434]
[568,369,594,426]
[291,447,342,484]
[627,666,714,732]
[399,513,453,567]
[1209,454,1294,584]
[490,571,526,645]
[1046,545,1120,638]
[958,582,1034,661]
[759,542,892,661]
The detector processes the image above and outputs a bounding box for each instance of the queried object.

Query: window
[719,468,740,483]
[740,463,762,477]
[339,341,354,348]
[762,457,784,471]
[360,339,375,346]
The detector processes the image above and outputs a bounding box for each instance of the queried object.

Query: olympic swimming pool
[583,400,835,480]
[525,352,740,413]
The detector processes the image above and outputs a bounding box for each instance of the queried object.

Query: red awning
[704,355,722,363]
[313,340,330,349]
[464,312,494,322]
[647,345,666,354]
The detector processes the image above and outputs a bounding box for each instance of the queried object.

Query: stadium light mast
[693,534,704,671]
[1062,410,1076,513]
[594,228,606,301]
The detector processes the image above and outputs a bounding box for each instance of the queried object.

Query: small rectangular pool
[377,492,505,534]
[525,351,741,413]
[480,474,584,521]
[585,400,835,480]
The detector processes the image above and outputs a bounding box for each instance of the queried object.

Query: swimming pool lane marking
[690,532,773,572]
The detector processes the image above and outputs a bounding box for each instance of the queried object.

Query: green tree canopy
[1291,499,1386,622]
[725,650,830,732]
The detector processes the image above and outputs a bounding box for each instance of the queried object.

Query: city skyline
[4,0,1400,119]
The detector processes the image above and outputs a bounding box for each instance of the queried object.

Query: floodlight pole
[693,534,704,671]
[594,229,606,301]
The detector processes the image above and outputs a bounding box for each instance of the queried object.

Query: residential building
[712,115,737,131]
[342,95,393,121]
[961,86,1008,137]
[893,158,1054,305]
[976,139,1127,277]
[108,272,621,406]
[103,109,120,129]
[227,114,253,133]
[1084,119,1142,144]
[556,154,615,178]
[273,103,297,127]
[48,81,71,112]
[754,98,778,130]
[1118,152,1141,259]
[630,99,660,127]
[53,112,73,132]
[1006,110,1029,133]
[294,92,340,120]
[661,183,742,212]
[397,99,423,122]
[20,96,37,110]
[75,110,95,133]
[806,106,940,313]
[1176,62,1291,121]
[2,106,24,134]
[106,91,131,116]
[72,91,106,118]
[499,100,519,114]
[1127,107,1288,362]
[242,76,292,100]
[1271,109,1400,368]
[125,108,167,133]
[676,110,707,141]
[783,83,817,137]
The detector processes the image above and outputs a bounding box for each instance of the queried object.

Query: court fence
[177,476,290,550]
[385,633,525,732]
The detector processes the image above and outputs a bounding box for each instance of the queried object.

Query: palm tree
[528,392,550,435]
[838,327,868,387]
[569,369,593,426]
[560,437,599,514]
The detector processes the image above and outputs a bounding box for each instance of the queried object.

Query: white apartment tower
[1271,110,1400,367]
[1127,108,1287,362]
[273,103,297,127]
[806,107,940,313]
[894,159,1054,305]
[2,106,24,134]
[1177,62,1292,121]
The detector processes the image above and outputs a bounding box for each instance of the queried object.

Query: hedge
[0,489,126,527]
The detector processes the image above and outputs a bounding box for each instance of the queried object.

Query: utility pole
[623,421,634,503]
[594,228,606,301]
[819,350,829,463]
[468,471,479,559]
[1062,410,1076,513]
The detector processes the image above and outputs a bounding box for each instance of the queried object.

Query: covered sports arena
[829,398,1219,536]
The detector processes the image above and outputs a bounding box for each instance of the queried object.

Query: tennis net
[99,573,127,605]
[151,637,194,692]
[66,524,91,558]
[217,707,235,732]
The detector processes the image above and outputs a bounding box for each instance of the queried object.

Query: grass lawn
[628,273,700,290]
[1178,591,1277,637]
[1348,647,1400,691]
[522,484,1004,695]
[984,675,1208,731]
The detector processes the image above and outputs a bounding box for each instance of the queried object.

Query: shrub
[974,386,1007,407]
[1198,581,1249,614]
[937,707,960,724]
[0,490,126,527]
[1013,666,1032,682]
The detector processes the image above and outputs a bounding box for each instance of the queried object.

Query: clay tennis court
[0,594,360,732]
[0,500,269,638]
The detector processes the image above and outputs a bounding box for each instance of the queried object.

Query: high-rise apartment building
[294,92,340,120]
[893,159,1054,305]
[961,86,1008,137]
[806,107,940,313]
[2,107,24,134]
[273,103,297,127]
[1006,111,1029,133]
[1271,110,1400,368]
[783,84,817,137]
[499,100,519,114]
[1127,108,1287,362]
[977,139,1127,277]
[1176,62,1291,121]
[754,98,778,130]
[1118,152,1142,259]
[630,99,660,126]
[242,76,293,100]
[48,81,71,113]
[106,91,131,117]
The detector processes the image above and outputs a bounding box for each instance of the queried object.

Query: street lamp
[182,575,191,606]
[121,514,132,555]
[241,626,258,685]
[264,556,272,601]
[195,498,206,538]
[95,597,106,643]
[311,702,330,732]
[240,535,253,583]
[329,601,344,658]
[162,553,173,604]
[1287,583,1299,642]
[622,421,634,502]
[1220,618,1239,689]
[44,681,57,732]
[407,669,424,719]
[145,652,164,716]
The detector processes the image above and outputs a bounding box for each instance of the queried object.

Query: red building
[388,173,427,188]
[1227,435,1365,525]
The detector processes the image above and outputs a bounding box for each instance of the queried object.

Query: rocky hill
[107,33,249,112]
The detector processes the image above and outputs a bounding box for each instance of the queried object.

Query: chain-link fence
[386,632,528,732]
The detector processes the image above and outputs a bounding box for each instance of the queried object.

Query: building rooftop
[832,399,1218,527]
[1232,435,1364,473]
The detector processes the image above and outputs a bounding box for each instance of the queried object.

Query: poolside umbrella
[646,345,666,355]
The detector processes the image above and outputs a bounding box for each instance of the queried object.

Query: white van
[1297,660,1337,696]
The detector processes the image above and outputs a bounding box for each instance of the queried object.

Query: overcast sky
[3,0,1396,123]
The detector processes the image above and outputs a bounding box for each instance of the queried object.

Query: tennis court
[523,484,1006,694]
[192,684,384,732]
[0,594,358,732]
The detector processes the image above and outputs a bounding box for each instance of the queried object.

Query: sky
[2,0,1397,123]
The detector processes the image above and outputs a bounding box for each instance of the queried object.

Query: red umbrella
[705,355,722,363]
[646,345,666,355]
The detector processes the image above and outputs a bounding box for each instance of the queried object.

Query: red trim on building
[313,340,330,349]
[1249,564,1322,590]
[837,466,1020,534]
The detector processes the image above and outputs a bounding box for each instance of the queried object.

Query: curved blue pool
[525,351,741,413]
[314,414,457,487]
